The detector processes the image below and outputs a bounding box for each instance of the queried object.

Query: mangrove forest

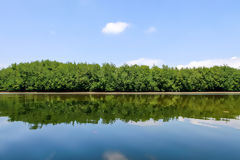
[0,60,239,92]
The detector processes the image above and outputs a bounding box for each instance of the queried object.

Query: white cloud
[102,22,129,34]
[126,58,162,67]
[177,57,240,69]
[103,151,128,160]
[145,26,157,33]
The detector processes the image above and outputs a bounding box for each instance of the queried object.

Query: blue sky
[0,0,240,68]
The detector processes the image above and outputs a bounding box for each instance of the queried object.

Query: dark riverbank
[1,92,240,95]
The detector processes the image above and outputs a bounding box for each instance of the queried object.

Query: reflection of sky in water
[178,116,240,130]
[0,117,9,127]
[0,117,240,159]
[128,119,162,127]
[1,116,240,129]
[1,94,240,159]
[128,117,240,130]
[103,151,128,160]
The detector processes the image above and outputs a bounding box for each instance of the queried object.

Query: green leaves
[0,60,239,92]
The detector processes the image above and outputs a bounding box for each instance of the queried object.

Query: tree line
[0,94,239,129]
[0,60,239,91]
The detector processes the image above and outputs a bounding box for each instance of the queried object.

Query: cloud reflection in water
[103,151,128,160]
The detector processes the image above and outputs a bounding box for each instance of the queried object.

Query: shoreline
[1,92,240,95]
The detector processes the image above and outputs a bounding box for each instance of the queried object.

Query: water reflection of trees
[0,95,239,129]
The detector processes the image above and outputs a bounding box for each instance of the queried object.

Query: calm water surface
[0,94,240,160]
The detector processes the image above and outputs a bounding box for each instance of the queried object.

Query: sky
[0,0,240,68]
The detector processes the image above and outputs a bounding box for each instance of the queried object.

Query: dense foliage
[0,60,239,91]
[0,94,239,129]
